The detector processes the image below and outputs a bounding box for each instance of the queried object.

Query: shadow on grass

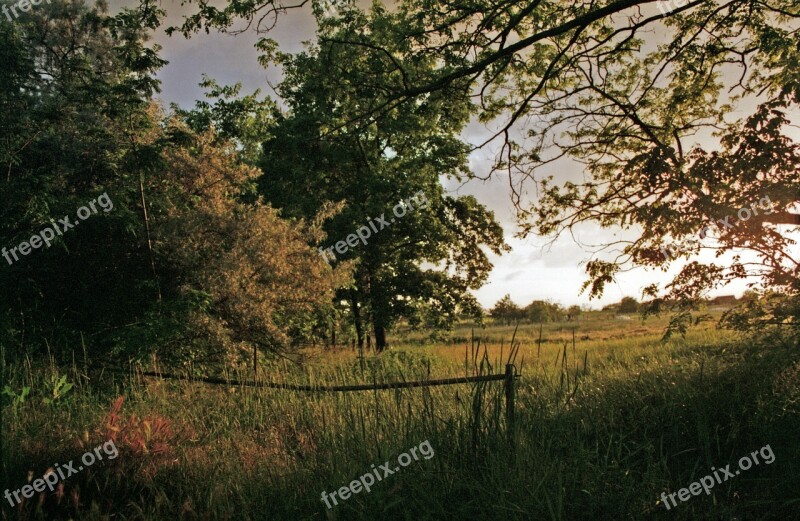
[511,337,800,521]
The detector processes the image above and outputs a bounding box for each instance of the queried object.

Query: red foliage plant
[99,396,184,479]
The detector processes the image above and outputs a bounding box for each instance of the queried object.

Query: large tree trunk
[350,290,364,350]
[373,319,388,352]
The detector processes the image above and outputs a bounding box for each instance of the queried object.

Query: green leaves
[0,1,171,361]
[174,75,277,165]
[256,8,507,346]
[3,375,74,407]
[2,385,31,407]
[42,374,73,405]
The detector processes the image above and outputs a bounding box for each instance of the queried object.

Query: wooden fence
[113,364,520,438]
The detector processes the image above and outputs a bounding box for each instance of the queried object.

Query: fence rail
[125,368,517,393]
[102,363,520,445]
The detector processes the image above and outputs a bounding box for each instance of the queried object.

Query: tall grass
[2,324,798,520]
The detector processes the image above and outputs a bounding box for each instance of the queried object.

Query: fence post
[504,363,516,446]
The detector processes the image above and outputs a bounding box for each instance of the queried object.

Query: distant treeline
[488,295,586,325]
[488,293,755,325]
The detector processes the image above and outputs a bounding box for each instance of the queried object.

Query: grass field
[2,314,799,520]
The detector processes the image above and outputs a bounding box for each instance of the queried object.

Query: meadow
[2,313,799,520]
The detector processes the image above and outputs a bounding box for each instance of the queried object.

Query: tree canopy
[258,7,508,350]
[0,1,349,367]
[3,0,798,370]
[171,0,800,335]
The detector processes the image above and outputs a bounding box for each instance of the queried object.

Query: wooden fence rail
[126,368,517,393]
[103,364,519,438]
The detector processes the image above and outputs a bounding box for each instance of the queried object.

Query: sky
[109,0,794,309]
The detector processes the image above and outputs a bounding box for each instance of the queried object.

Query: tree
[618,297,640,314]
[0,0,169,358]
[490,295,524,325]
[149,123,351,364]
[523,300,566,322]
[0,1,351,368]
[567,305,582,322]
[258,7,508,351]
[173,75,276,165]
[525,301,549,323]
[172,0,800,335]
